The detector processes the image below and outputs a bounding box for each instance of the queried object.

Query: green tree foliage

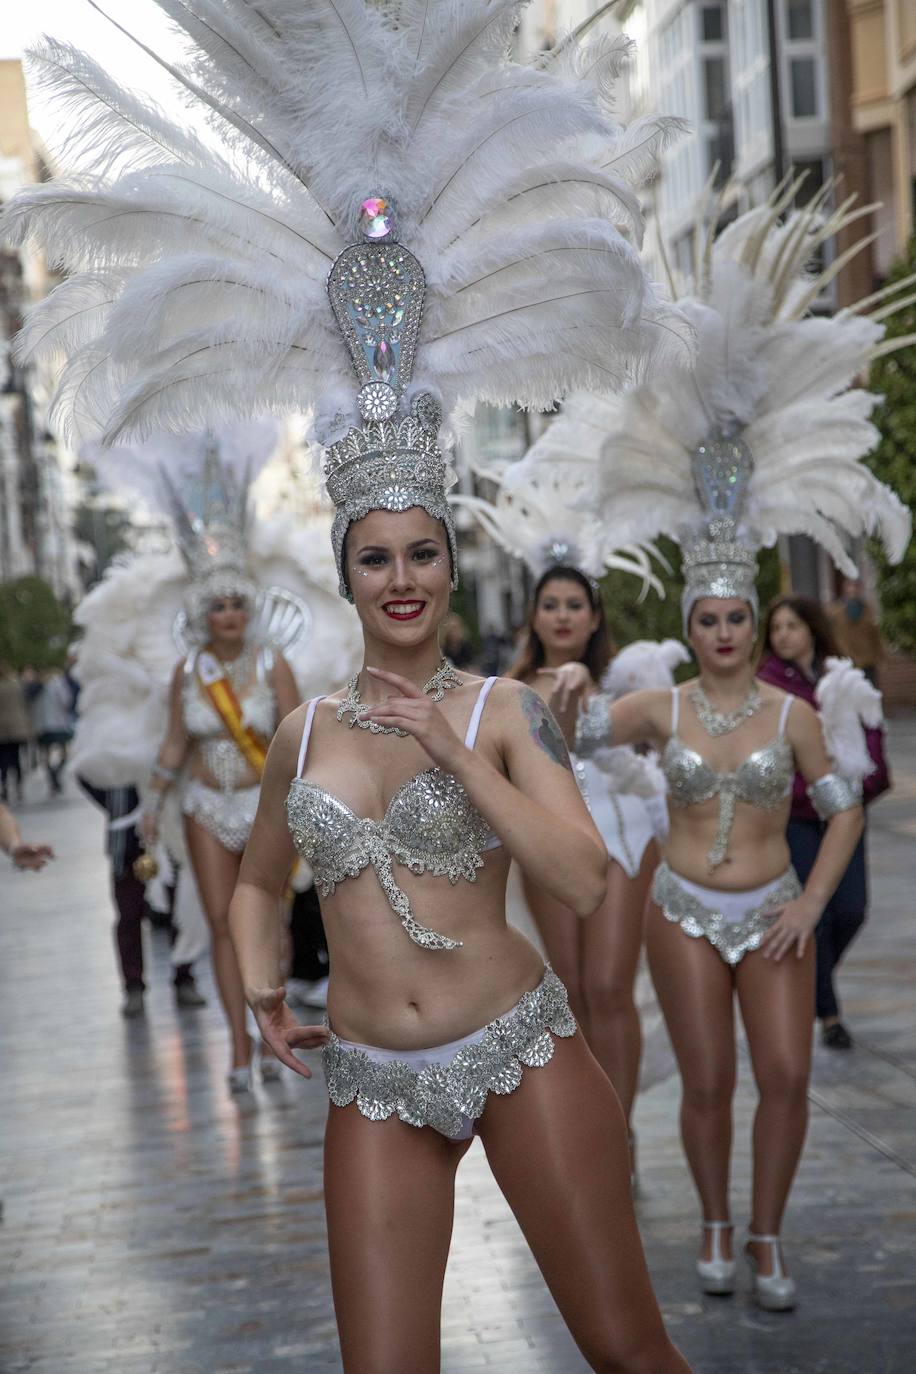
[867,237,916,655]
[0,577,73,671]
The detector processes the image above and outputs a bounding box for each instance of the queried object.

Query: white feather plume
[70,436,362,791]
[4,1,692,447]
[515,188,912,573]
[814,656,883,784]
[601,639,690,697]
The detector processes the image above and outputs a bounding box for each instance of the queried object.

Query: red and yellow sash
[197,651,268,777]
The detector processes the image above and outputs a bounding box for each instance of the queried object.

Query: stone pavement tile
[4,729,916,1374]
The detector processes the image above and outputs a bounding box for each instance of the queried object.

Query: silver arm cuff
[574,694,613,759]
[807,772,861,820]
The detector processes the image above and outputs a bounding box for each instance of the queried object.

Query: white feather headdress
[4,1,692,598]
[514,180,913,627]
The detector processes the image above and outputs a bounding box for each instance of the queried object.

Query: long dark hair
[508,565,614,683]
[760,595,841,674]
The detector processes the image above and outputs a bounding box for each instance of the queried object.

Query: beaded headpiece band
[681,431,759,632]
[323,197,458,603]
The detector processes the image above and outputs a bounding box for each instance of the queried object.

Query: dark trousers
[787,818,868,1021]
[0,740,23,795]
[289,884,329,982]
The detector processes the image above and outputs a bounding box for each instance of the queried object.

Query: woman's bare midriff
[320,849,547,1049]
[663,797,793,891]
[187,748,261,792]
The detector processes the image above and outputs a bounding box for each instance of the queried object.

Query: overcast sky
[3,2,185,147]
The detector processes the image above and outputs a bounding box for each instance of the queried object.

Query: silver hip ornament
[324,197,458,602]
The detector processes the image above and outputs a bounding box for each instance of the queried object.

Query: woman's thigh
[735,944,815,1093]
[183,816,241,929]
[324,1105,470,1374]
[477,1033,672,1368]
[522,874,582,998]
[645,903,736,1096]
[580,846,653,1001]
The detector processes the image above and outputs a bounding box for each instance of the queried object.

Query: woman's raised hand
[359,666,466,771]
[536,661,592,714]
[250,986,329,1079]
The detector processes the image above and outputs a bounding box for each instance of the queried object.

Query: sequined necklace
[206,645,254,691]
[336,658,463,736]
[689,679,762,737]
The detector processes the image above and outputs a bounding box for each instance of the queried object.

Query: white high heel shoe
[697,1220,736,1295]
[746,1232,797,1311]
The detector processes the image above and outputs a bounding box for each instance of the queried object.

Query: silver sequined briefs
[807,772,861,820]
[662,734,794,869]
[285,768,494,951]
[322,967,577,1138]
[181,778,260,852]
[652,860,801,965]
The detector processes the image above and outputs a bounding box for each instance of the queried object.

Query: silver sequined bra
[663,688,794,870]
[286,679,501,952]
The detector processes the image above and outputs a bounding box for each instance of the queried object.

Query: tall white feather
[516,190,912,574]
[4,1,692,447]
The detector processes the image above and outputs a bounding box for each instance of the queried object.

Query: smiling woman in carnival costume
[533,184,912,1311]
[4,2,696,1367]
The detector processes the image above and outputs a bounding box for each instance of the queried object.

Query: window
[793,157,826,205]
[786,0,814,40]
[702,4,724,41]
[704,56,728,121]
[790,57,817,117]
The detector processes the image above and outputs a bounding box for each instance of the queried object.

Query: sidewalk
[1,721,915,1374]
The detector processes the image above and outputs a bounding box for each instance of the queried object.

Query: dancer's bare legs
[325,1032,690,1374]
[184,817,250,1069]
[523,874,585,1023]
[646,903,736,1264]
[325,1110,471,1373]
[580,845,655,1126]
[480,1033,690,1373]
[736,943,815,1275]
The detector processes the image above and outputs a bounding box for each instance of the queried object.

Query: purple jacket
[757,654,890,822]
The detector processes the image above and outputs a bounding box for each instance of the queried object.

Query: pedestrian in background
[828,578,885,686]
[0,663,30,804]
[759,596,890,1048]
[28,669,75,795]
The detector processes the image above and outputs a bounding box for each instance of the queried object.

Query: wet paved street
[3,719,916,1374]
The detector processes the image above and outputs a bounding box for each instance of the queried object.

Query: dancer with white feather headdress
[5,3,694,1367]
[454,454,688,1161]
[71,425,359,1084]
[531,184,911,1312]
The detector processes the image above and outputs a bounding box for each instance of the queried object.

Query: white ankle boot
[697,1220,736,1294]
[746,1232,797,1311]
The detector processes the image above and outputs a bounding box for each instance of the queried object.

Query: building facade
[0,58,82,603]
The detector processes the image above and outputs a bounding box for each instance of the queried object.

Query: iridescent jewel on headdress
[324,196,458,600]
[691,430,753,520]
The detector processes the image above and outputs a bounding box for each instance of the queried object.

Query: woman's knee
[583,973,637,1022]
[755,1057,809,1106]
[582,1327,679,1374]
[681,1069,735,1114]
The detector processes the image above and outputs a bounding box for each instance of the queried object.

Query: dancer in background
[759,597,890,1048]
[455,466,684,1156]
[526,186,911,1310]
[69,428,360,1088]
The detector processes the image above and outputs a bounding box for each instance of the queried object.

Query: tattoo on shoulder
[518,686,572,772]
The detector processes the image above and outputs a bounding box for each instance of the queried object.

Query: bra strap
[464,676,498,749]
[777,694,793,736]
[296,696,325,778]
[670,685,680,734]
